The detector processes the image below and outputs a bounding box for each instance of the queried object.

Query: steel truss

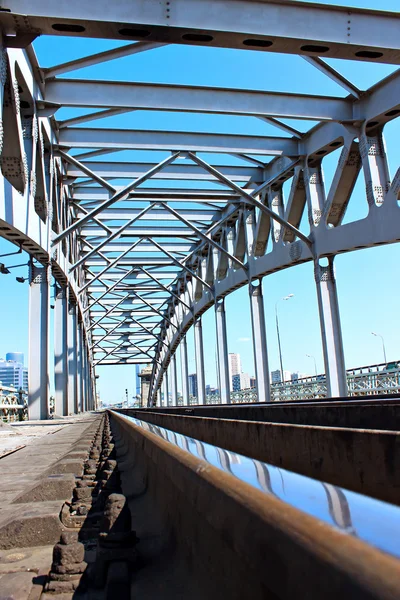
[0,1,399,414]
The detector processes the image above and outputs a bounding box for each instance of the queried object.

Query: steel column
[180,337,190,406]
[170,353,178,406]
[249,280,271,403]
[162,371,169,407]
[77,321,84,412]
[194,318,206,405]
[28,264,50,420]
[54,284,68,416]
[67,300,78,414]
[81,339,87,412]
[315,258,347,397]
[215,298,230,404]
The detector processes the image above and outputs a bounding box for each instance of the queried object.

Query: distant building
[250,376,256,388]
[232,373,241,391]
[271,369,281,384]
[228,353,242,390]
[6,352,24,364]
[188,373,198,397]
[138,364,152,407]
[283,370,292,382]
[135,364,141,398]
[271,370,305,384]
[240,372,251,389]
[0,357,28,390]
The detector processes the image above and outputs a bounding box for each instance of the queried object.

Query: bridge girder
[0,2,399,411]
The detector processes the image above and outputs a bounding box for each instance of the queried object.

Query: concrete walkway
[0,416,94,457]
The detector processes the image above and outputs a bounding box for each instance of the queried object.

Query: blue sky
[0,0,399,403]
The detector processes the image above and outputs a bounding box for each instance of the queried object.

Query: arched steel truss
[0,1,399,414]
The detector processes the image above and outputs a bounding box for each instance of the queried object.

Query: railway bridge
[0,1,399,598]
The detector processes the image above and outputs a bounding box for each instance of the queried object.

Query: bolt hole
[301,44,330,53]
[355,50,383,59]
[385,109,400,117]
[243,39,273,48]
[182,33,213,42]
[118,28,151,38]
[52,23,86,33]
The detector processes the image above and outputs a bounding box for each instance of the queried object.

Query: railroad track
[109,410,400,599]
[0,409,398,598]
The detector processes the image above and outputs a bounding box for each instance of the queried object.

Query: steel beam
[315,258,347,398]
[58,128,298,156]
[67,300,78,414]
[44,41,166,78]
[54,285,68,416]
[215,298,230,404]
[170,354,178,406]
[28,264,50,420]
[58,150,116,193]
[66,160,260,182]
[249,280,270,404]
[302,57,361,99]
[163,371,169,407]
[47,78,352,121]
[194,318,206,405]
[180,337,189,406]
[77,322,84,412]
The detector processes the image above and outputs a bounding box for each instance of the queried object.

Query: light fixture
[16,276,28,283]
[0,263,10,274]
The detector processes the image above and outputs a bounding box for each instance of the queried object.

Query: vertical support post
[249,280,271,403]
[315,258,347,397]
[68,298,78,414]
[359,128,391,208]
[180,336,189,406]
[54,284,68,416]
[194,318,206,405]
[77,320,83,412]
[215,298,230,404]
[81,338,87,412]
[28,263,50,420]
[85,340,90,411]
[170,354,178,405]
[304,163,325,228]
[162,370,169,407]
[88,359,94,410]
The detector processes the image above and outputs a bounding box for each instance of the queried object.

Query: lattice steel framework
[0,1,399,414]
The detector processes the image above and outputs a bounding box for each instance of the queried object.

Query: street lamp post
[306,353,318,377]
[371,332,387,365]
[275,294,294,383]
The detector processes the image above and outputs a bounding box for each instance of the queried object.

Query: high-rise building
[138,364,152,407]
[250,376,256,388]
[228,353,242,390]
[283,370,292,382]
[232,373,241,391]
[135,364,141,398]
[240,372,251,390]
[271,369,281,384]
[6,352,24,364]
[188,373,198,397]
[0,358,28,390]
